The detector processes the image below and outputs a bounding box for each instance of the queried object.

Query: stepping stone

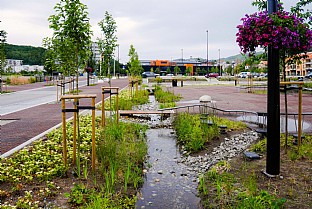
[243,151,260,160]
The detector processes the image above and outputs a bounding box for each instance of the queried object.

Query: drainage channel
[136,128,201,208]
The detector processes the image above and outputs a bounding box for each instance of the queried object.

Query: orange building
[285,52,312,76]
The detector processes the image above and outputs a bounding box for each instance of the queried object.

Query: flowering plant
[236,10,312,55]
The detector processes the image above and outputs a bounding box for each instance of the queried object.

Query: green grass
[198,162,286,208]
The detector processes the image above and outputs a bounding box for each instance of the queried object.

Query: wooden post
[116,88,119,124]
[135,79,138,96]
[56,80,59,102]
[298,85,303,147]
[61,98,67,166]
[73,98,77,164]
[102,89,105,127]
[91,97,96,171]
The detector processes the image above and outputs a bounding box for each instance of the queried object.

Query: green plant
[29,76,36,83]
[65,183,90,206]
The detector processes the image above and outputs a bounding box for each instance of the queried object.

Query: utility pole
[265,0,280,176]
[206,30,209,74]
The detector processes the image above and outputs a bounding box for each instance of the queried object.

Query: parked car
[142,71,156,78]
[238,72,250,78]
[205,73,219,78]
[305,72,312,79]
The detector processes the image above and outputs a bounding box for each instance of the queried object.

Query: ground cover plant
[0,115,148,208]
[198,134,312,208]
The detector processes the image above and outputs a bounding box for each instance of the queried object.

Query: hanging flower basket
[236,10,312,55]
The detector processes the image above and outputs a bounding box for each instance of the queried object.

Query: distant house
[5,59,44,73]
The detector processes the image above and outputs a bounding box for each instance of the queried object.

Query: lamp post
[206,30,209,74]
[181,48,184,65]
[266,0,280,176]
[218,49,221,76]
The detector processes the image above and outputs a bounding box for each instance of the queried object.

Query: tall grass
[97,119,148,195]
[99,89,149,111]
[198,162,286,208]
[154,85,181,104]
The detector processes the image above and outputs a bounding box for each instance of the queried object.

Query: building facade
[285,51,312,76]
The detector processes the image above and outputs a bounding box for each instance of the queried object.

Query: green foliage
[159,102,176,109]
[97,119,148,194]
[4,44,46,65]
[155,76,162,84]
[47,0,92,78]
[250,138,267,153]
[173,113,211,152]
[65,183,90,206]
[127,45,143,76]
[29,76,36,84]
[101,89,149,111]
[97,11,118,77]
[199,163,286,208]
[154,85,181,104]
[173,65,180,75]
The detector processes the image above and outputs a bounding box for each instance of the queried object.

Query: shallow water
[237,115,310,133]
[136,128,201,209]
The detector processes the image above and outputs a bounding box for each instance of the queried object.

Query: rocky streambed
[120,96,261,208]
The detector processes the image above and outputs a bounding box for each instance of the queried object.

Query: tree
[127,45,143,77]
[47,0,92,92]
[166,67,171,75]
[0,26,7,92]
[186,66,192,76]
[173,66,180,75]
[97,11,118,80]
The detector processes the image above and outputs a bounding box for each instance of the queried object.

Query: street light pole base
[261,170,279,178]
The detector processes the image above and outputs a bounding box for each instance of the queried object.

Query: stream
[130,95,201,208]
[136,128,201,208]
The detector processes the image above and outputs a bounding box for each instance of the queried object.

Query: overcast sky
[1,0,306,63]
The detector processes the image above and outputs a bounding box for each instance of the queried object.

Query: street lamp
[206,30,209,74]
[218,49,221,76]
[181,48,183,65]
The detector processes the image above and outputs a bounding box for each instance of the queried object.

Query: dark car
[142,72,156,78]
[305,72,312,79]
[205,73,219,78]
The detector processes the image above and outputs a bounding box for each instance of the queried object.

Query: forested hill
[4,44,46,65]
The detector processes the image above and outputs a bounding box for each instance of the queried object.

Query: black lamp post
[266,0,280,176]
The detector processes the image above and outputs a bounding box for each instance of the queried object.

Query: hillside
[4,44,46,65]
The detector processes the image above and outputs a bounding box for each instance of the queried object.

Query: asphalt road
[0,79,88,116]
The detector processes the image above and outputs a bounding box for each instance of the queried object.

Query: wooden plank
[60,94,97,99]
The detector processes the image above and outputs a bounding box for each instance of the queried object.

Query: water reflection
[237,115,310,133]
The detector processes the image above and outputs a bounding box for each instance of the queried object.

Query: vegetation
[199,133,312,208]
[198,161,286,208]
[47,0,92,91]
[4,44,46,65]
[127,45,143,76]
[173,113,246,153]
[97,11,118,78]
[0,115,148,208]
[154,85,181,108]
[98,88,149,111]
